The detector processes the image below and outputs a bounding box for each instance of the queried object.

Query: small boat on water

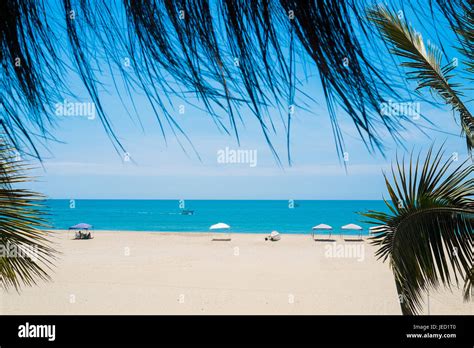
[181,209,194,215]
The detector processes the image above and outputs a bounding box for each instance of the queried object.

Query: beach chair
[211,233,232,241]
[343,232,364,242]
[313,235,336,242]
[312,231,336,242]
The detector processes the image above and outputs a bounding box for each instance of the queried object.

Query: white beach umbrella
[209,222,230,230]
[312,223,333,230]
[341,223,363,230]
[311,223,333,239]
[341,223,363,240]
[210,222,231,241]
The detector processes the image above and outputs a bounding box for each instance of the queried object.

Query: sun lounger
[211,233,231,241]
[312,231,335,242]
[343,235,364,242]
[313,235,336,242]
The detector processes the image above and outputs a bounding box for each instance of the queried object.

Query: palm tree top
[361,145,473,315]
[368,4,474,152]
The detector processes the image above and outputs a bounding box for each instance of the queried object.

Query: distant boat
[181,209,194,215]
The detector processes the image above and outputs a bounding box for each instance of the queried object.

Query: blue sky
[25,3,472,199]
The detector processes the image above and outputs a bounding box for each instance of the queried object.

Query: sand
[1,231,471,315]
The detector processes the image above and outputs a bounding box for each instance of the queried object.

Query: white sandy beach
[1,231,471,315]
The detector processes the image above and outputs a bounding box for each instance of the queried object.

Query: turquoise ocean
[45,200,390,235]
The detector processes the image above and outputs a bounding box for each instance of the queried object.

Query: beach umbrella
[341,223,363,240]
[210,222,231,241]
[69,223,93,240]
[341,223,363,230]
[209,222,230,230]
[69,223,92,230]
[312,223,333,238]
[312,223,333,230]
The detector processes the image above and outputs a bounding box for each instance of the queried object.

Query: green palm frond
[454,2,474,78]
[361,146,473,315]
[368,5,474,152]
[464,267,474,301]
[0,137,57,290]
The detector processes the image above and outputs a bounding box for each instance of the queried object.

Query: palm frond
[361,145,473,315]
[464,266,474,301]
[452,1,474,77]
[368,5,474,152]
[1,0,436,162]
[0,136,57,290]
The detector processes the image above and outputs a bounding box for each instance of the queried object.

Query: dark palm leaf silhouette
[2,0,469,161]
[365,4,474,315]
[453,2,474,78]
[0,136,57,290]
[362,146,473,315]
